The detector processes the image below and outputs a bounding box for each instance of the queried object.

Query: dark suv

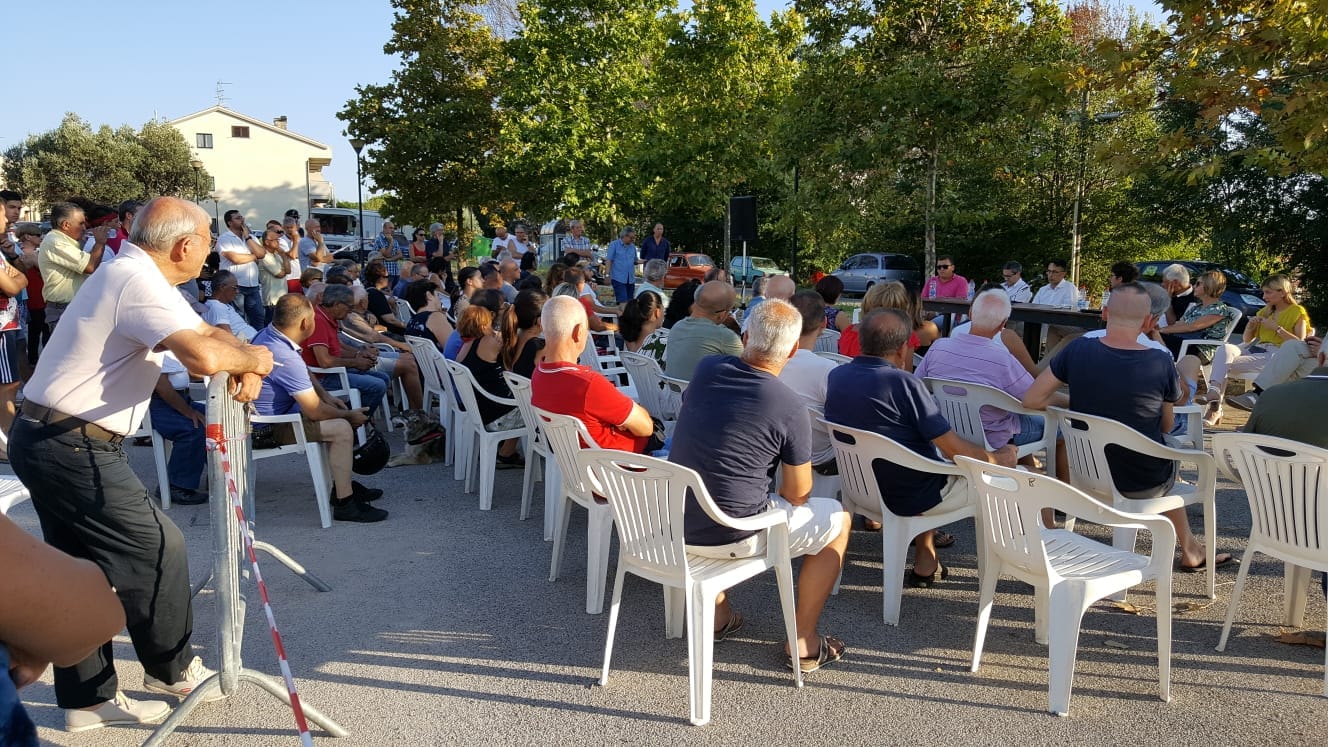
[1135,260,1266,325]
[831,253,922,295]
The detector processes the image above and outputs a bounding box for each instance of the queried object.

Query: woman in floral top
[1161,271,1240,409]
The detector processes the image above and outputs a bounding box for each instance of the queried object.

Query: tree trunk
[925,147,938,276]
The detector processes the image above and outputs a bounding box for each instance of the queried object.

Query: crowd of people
[0,188,1321,737]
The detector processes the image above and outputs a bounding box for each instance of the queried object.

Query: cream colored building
[167,106,333,229]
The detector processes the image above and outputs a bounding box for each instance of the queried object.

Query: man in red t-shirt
[532,295,654,451]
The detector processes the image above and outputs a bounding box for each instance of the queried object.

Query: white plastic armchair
[309,365,368,440]
[1175,308,1242,382]
[957,457,1175,717]
[0,473,31,515]
[924,377,1050,462]
[405,336,456,468]
[534,407,614,614]
[580,448,802,726]
[395,297,414,323]
[502,372,558,537]
[441,359,530,510]
[619,350,677,425]
[814,351,850,365]
[1212,433,1328,695]
[819,419,973,625]
[1047,406,1218,600]
[581,329,632,394]
[248,411,335,528]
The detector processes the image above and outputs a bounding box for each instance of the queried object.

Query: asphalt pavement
[7,409,1325,746]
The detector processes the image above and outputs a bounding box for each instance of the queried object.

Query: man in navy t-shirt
[1024,282,1231,571]
[823,309,996,587]
[669,299,851,673]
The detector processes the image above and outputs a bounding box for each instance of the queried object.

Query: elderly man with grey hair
[636,258,668,304]
[11,196,274,730]
[1161,263,1195,324]
[669,298,852,674]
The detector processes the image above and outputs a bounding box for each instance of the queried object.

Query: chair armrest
[471,385,517,408]
[310,366,349,377]
[1072,504,1178,578]
[251,412,300,426]
[708,503,791,534]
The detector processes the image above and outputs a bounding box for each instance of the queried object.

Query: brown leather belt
[21,402,126,445]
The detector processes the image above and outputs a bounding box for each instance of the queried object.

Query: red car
[663,252,714,289]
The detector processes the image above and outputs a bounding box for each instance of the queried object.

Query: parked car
[1135,260,1266,328]
[729,255,788,285]
[830,252,922,295]
[663,252,715,289]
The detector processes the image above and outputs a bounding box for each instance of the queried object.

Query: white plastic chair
[502,372,558,538]
[395,297,414,324]
[820,419,973,625]
[1047,406,1218,599]
[442,359,529,510]
[1213,433,1328,695]
[814,351,849,365]
[958,457,1175,717]
[535,407,614,614]
[813,329,841,353]
[620,350,677,424]
[249,412,335,528]
[310,365,368,441]
[132,409,174,509]
[1175,308,1242,386]
[582,448,802,726]
[0,473,31,515]
[581,330,632,395]
[405,336,456,468]
[923,377,1049,462]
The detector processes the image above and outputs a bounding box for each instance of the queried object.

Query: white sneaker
[65,691,170,732]
[143,656,222,702]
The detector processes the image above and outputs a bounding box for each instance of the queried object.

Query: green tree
[338,0,506,235]
[2,113,209,208]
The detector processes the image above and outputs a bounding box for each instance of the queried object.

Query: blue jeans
[149,397,207,490]
[1010,413,1045,447]
[238,284,265,330]
[333,370,389,415]
[611,280,634,304]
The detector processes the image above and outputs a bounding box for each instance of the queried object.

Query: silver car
[830,253,922,295]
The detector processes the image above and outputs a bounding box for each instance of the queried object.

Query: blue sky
[3,1,1161,208]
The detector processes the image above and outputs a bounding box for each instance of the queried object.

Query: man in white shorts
[668,299,851,674]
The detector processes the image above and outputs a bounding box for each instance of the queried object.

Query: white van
[309,207,385,255]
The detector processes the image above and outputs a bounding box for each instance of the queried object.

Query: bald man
[665,280,743,379]
[1023,282,1231,572]
[299,219,334,269]
[11,197,273,730]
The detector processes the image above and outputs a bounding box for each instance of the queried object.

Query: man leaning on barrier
[9,196,274,733]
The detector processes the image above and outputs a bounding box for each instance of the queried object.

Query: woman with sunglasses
[409,228,429,263]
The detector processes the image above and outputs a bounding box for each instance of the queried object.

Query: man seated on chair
[202,270,258,342]
[1244,337,1328,449]
[531,296,659,453]
[824,309,997,588]
[669,299,851,674]
[1022,282,1231,572]
[916,288,1062,469]
[146,353,207,506]
[777,291,840,476]
[302,283,391,416]
[252,294,387,523]
[664,281,743,380]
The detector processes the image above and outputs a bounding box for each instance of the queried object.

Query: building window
[208,177,217,192]
[231,126,250,138]
[196,133,213,149]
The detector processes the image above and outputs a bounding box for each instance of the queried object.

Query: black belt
[21,402,126,445]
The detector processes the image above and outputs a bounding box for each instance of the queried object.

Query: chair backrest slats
[577,449,694,576]
[620,350,667,419]
[1214,433,1328,559]
[534,407,601,498]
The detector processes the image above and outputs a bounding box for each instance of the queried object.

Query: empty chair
[959,456,1174,716]
[1213,433,1328,695]
[583,448,802,726]
[443,359,529,510]
[1047,406,1218,599]
[536,407,614,614]
[503,372,558,538]
[820,420,972,625]
[923,377,1049,462]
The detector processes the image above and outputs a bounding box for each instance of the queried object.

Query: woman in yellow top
[1199,274,1310,426]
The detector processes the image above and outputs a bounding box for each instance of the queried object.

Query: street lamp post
[349,137,366,264]
[1068,101,1124,289]
[189,158,204,203]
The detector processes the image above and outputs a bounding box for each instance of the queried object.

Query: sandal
[785,634,846,674]
[907,563,949,588]
[1202,402,1223,428]
[911,531,955,549]
[714,611,744,642]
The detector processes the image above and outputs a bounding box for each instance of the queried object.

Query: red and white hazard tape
[207,423,315,747]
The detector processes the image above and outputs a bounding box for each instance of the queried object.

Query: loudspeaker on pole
[729,196,757,243]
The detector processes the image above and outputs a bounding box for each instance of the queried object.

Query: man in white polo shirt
[10,197,273,733]
[215,209,268,330]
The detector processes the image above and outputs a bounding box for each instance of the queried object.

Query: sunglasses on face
[937,265,952,270]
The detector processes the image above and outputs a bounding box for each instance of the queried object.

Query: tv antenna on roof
[215,81,232,107]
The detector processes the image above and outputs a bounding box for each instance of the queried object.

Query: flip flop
[1178,554,1237,573]
[786,634,846,674]
[713,611,744,642]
